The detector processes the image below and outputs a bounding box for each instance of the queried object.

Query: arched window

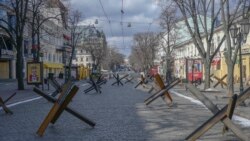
[210,39,215,55]
[48,53,51,61]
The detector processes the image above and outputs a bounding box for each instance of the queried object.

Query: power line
[121,0,125,49]
[98,0,114,36]
[98,18,158,25]
[147,22,152,32]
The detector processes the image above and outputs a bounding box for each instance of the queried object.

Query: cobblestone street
[0,77,250,141]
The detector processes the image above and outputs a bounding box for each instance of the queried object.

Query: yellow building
[43,62,64,78]
[78,65,90,80]
[212,44,250,83]
[213,45,250,82]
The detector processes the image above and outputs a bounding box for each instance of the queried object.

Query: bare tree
[173,0,242,90]
[67,10,83,80]
[27,0,62,61]
[220,0,246,96]
[129,47,143,72]
[132,32,159,74]
[103,46,125,70]
[83,27,107,71]
[158,1,178,81]
[0,0,29,90]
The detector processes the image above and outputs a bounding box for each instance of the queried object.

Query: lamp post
[230,7,250,93]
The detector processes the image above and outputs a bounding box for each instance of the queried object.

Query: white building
[38,0,69,78]
[73,49,93,67]
[73,25,105,69]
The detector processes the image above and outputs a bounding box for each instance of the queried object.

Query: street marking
[0,83,11,85]
[81,83,89,87]
[0,96,42,111]
[171,90,250,127]
[0,83,87,111]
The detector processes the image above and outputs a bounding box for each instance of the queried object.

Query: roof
[174,15,212,45]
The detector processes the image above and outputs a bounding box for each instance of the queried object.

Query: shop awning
[43,62,64,69]
[63,34,71,40]
[212,58,220,66]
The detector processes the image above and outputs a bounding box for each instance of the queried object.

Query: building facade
[159,15,250,83]
[0,0,69,80]
[0,0,16,79]
[73,25,105,72]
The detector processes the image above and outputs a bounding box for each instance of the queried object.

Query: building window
[86,57,88,62]
[210,39,215,55]
[48,53,51,61]
[195,46,197,56]
[217,36,220,44]
[191,46,194,57]
[53,54,56,62]
[59,55,61,63]
[81,58,83,61]
[216,61,221,70]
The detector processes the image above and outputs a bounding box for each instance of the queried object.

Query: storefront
[43,62,64,78]
[174,59,186,79]
[0,33,16,79]
[211,52,221,78]
[234,47,250,82]
[0,48,15,79]
[186,59,203,82]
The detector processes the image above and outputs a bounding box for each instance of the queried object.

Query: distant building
[73,25,106,70]
[73,49,93,68]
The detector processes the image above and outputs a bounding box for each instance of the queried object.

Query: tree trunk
[203,59,211,90]
[68,43,75,80]
[165,59,171,82]
[227,63,234,97]
[16,40,25,90]
[36,30,40,62]
[32,34,36,61]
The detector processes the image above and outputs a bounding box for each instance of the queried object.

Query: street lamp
[230,9,250,93]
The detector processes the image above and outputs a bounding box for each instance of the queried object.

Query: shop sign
[241,48,250,54]
[27,62,43,85]
[1,49,14,56]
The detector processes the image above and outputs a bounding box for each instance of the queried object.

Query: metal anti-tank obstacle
[185,84,250,141]
[144,74,180,106]
[0,92,16,114]
[33,81,95,136]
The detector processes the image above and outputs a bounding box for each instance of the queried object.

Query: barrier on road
[33,83,95,136]
[213,74,227,88]
[111,74,129,86]
[185,84,250,141]
[210,74,214,83]
[134,75,147,88]
[84,75,106,94]
[124,76,134,84]
[0,92,16,114]
[48,78,63,97]
[144,74,180,106]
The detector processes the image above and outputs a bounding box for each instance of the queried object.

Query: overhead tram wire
[98,0,114,37]
[147,22,152,32]
[121,0,125,49]
[97,18,158,25]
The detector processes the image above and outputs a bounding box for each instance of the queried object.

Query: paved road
[0,76,250,141]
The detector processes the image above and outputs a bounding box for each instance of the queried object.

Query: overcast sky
[70,0,162,57]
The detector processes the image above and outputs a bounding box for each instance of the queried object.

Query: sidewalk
[0,78,64,104]
[171,82,250,120]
